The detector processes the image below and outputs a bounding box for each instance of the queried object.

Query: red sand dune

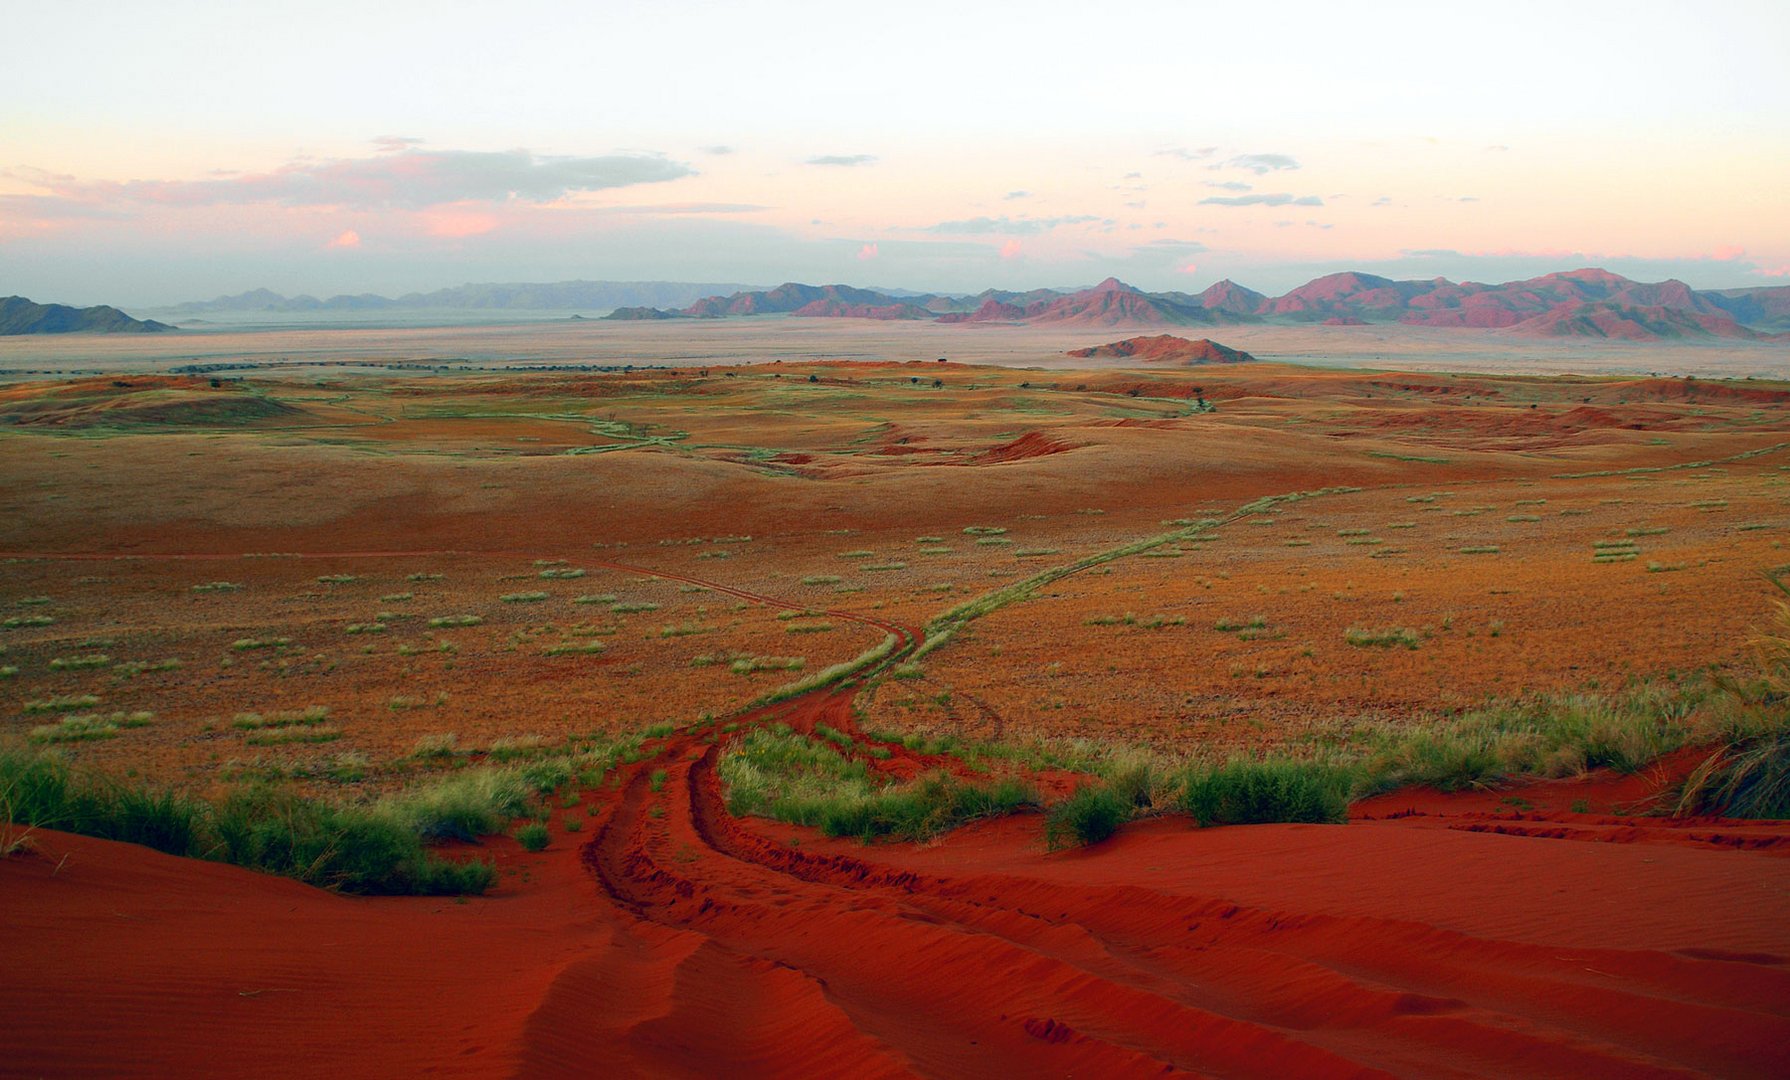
[1066,334,1255,364]
[6,686,1790,1078]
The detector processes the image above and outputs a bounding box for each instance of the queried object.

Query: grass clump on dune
[1044,784,1132,849]
[232,706,330,730]
[1678,732,1790,818]
[1180,759,1355,827]
[719,725,1035,842]
[30,712,153,744]
[49,654,111,671]
[0,749,519,894]
[24,694,101,714]
[215,786,495,895]
[429,614,482,628]
[1356,687,1701,795]
[1344,626,1420,650]
[1675,576,1790,818]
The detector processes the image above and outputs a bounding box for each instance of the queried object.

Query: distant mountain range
[159,280,761,316]
[607,269,1790,341]
[1,296,171,336]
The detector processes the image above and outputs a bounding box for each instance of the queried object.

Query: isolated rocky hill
[1066,334,1256,364]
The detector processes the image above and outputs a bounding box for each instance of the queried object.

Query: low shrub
[1180,759,1354,827]
[1344,627,1420,650]
[1044,783,1131,849]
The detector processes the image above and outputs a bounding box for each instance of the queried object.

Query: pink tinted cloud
[856,242,878,260]
[1176,261,1199,274]
[420,205,500,238]
[1712,244,1745,261]
[999,239,1022,260]
[326,229,361,249]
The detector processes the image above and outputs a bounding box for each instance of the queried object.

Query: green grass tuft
[1044,783,1131,849]
[1180,759,1354,827]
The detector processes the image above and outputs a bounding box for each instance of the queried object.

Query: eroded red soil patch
[6,698,1789,1078]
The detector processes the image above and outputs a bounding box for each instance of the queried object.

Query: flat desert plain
[3,324,1790,1078]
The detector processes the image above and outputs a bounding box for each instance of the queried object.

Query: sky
[3,0,1788,307]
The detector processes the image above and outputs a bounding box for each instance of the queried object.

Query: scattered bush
[233,706,329,731]
[231,637,292,651]
[30,712,152,744]
[245,727,341,746]
[730,655,805,674]
[1180,759,1354,827]
[428,614,482,628]
[1044,783,1131,849]
[1344,627,1420,650]
[24,694,100,714]
[1215,616,1267,633]
[544,641,605,655]
[410,733,459,758]
[49,654,111,671]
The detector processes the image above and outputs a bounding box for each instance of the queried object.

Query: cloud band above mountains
[6,149,695,213]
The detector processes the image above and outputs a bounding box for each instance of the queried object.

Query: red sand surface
[5,362,1790,1076]
[5,687,1789,1078]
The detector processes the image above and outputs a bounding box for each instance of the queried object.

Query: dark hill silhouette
[0,296,171,335]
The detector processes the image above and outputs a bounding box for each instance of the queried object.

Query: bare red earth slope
[5,685,1789,1079]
